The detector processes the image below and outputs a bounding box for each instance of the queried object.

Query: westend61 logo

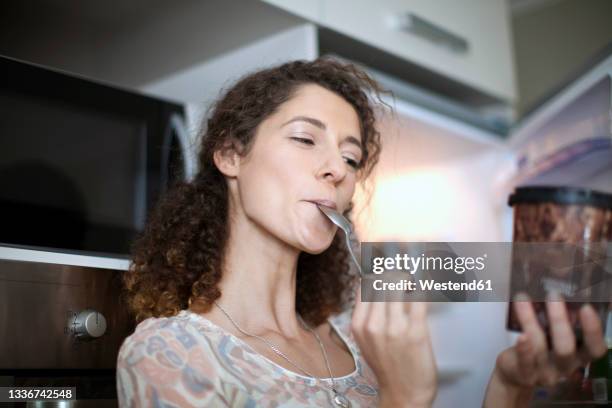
[371,253,487,275]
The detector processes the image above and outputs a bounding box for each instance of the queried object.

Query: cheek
[238,155,299,217]
[347,179,357,197]
[341,178,357,207]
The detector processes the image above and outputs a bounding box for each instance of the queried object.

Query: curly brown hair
[122,56,388,327]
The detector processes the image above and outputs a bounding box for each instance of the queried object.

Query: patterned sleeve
[116,318,231,408]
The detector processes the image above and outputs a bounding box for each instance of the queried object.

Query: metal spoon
[316,204,362,276]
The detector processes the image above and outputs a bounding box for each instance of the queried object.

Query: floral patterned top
[116,308,380,407]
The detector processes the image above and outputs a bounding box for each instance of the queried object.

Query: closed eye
[291,136,361,169]
[345,157,360,169]
[290,136,315,145]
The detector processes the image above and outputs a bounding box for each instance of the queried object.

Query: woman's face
[229,83,363,254]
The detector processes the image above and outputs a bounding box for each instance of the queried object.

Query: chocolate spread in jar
[507,186,612,345]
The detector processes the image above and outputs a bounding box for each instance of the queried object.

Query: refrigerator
[348,52,612,407]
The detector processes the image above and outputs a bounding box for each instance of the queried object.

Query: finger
[578,303,607,360]
[406,301,430,342]
[540,365,561,388]
[545,292,576,373]
[386,301,407,339]
[516,333,563,387]
[513,294,549,371]
[384,275,404,320]
[515,333,538,384]
[409,301,428,323]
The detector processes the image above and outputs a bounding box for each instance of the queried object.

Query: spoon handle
[344,230,362,276]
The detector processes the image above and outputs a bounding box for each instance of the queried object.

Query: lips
[306,199,337,210]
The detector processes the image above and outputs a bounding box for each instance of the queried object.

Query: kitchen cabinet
[260,0,322,22]
[261,0,517,103]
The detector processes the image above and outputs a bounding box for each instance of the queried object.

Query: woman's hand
[350,280,438,408]
[483,294,608,408]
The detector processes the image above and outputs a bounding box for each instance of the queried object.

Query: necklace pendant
[333,391,351,408]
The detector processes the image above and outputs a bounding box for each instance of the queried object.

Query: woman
[116,57,607,407]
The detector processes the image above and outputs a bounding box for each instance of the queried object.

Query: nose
[319,147,347,184]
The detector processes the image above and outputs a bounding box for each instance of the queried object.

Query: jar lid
[508,186,612,209]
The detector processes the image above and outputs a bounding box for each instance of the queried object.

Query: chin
[302,246,328,255]
[300,235,336,255]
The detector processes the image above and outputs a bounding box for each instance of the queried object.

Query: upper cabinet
[261,0,517,103]
[261,0,322,23]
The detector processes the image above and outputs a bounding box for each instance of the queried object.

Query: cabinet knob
[72,309,107,339]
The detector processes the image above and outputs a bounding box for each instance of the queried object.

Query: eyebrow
[281,115,363,150]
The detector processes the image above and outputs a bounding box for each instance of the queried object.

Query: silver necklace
[213,301,351,408]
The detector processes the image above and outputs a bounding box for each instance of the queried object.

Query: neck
[212,206,306,339]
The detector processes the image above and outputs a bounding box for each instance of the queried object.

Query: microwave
[0,55,197,257]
